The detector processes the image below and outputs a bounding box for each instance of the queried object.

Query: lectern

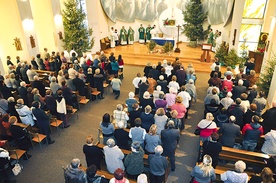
[200,44,212,62]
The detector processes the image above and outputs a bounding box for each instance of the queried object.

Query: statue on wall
[14,37,22,51]
[58,31,63,40]
[30,35,35,48]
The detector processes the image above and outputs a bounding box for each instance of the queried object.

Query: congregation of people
[1,46,276,183]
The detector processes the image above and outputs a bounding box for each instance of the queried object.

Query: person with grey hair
[129,118,146,148]
[185,79,197,102]
[161,120,180,171]
[138,77,149,99]
[72,73,86,96]
[232,79,247,101]
[221,160,248,182]
[64,158,87,183]
[157,74,168,93]
[103,138,125,174]
[218,115,241,147]
[114,121,130,150]
[220,92,234,109]
[148,145,168,183]
[32,75,46,97]
[137,174,148,183]
[15,98,35,126]
[153,85,164,103]
[111,74,122,99]
[229,98,245,129]
[140,91,155,111]
[50,77,60,96]
[7,97,20,121]
[113,104,129,128]
[140,105,154,132]
[125,92,138,112]
[93,68,105,99]
[124,142,145,179]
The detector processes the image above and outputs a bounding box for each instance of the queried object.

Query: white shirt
[68,68,77,79]
[63,50,70,62]
[168,81,180,91]
[132,77,141,88]
[69,50,78,58]
[178,91,191,108]
[56,98,67,114]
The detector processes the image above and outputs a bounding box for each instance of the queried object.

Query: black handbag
[194,122,213,135]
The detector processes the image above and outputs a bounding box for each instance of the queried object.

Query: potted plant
[147,40,156,53]
[215,44,228,66]
[163,41,173,54]
[224,49,242,68]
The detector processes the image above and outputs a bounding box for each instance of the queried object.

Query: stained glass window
[242,0,267,19]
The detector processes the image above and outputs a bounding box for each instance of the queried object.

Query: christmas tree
[257,53,276,95]
[62,0,94,56]
[182,0,208,47]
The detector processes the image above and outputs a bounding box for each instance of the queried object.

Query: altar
[151,37,175,46]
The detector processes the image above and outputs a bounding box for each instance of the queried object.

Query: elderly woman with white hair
[153,85,164,103]
[50,77,60,95]
[185,79,197,102]
[140,91,155,111]
[138,76,149,99]
[140,105,154,132]
[15,98,35,126]
[196,113,218,142]
[220,92,234,110]
[114,121,130,150]
[137,174,148,183]
[125,92,138,112]
[103,138,125,174]
[165,87,177,108]
[113,104,129,128]
[221,160,248,182]
[32,88,46,109]
[94,68,105,99]
[191,155,216,183]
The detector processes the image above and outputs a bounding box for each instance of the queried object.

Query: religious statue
[30,35,35,48]
[58,31,63,40]
[14,37,22,51]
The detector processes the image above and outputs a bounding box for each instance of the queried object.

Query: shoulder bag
[194,122,213,135]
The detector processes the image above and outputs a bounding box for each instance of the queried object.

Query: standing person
[196,113,218,142]
[261,129,276,155]
[202,132,222,168]
[124,142,145,179]
[191,155,216,183]
[242,115,264,151]
[128,26,134,45]
[207,29,214,46]
[129,118,146,148]
[161,120,180,171]
[145,124,161,154]
[15,98,35,126]
[111,74,122,99]
[99,113,115,145]
[245,58,255,75]
[154,108,168,135]
[83,135,104,169]
[171,96,187,130]
[132,73,141,95]
[114,29,119,46]
[56,90,70,128]
[93,69,105,99]
[103,139,125,174]
[64,158,87,183]
[31,101,55,144]
[113,104,129,128]
[220,160,249,182]
[114,121,130,150]
[0,145,16,183]
[215,31,222,52]
[140,105,154,132]
[261,100,276,134]
[145,24,152,42]
[120,26,127,45]
[110,27,116,48]
[109,168,130,183]
[117,55,124,79]
[18,81,28,107]
[125,92,138,113]
[111,59,119,75]
[138,24,145,44]
[148,145,168,183]
[218,116,241,147]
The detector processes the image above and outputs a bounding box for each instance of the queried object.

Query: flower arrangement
[163,18,176,26]
[257,44,265,54]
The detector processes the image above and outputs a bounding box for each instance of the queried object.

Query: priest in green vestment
[128,26,135,45]
[207,29,214,46]
[138,24,145,44]
[120,26,127,45]
[146,24,152,42]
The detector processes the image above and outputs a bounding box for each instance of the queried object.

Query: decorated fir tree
[257,53,276,95]
[62,0,94,56]
[215,44,228,65]
[182,0,208,47]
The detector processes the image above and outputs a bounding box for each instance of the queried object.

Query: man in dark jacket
[232,79,247,101]
[228,98,245,129]
[218,116,241,147]
[242,115,263,151]
[32,75,46,97]
[161,120,180,171]
[31,101,55,144]
[262,100,276,134]
[148,145,168,183]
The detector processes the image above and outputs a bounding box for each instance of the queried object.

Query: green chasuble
[207,32,214,45]
[120,28,127,41]
[146,27,151,40]
[128,28,135,41]
[138,27,145,39]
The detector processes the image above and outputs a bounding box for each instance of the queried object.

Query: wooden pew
[79,166,136,183]
[97,143,170,183]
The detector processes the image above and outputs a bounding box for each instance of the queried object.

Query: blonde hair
[199,155,213,177]
[175,96,183,103]
[9,116,18,124]
[172,75,177,81]
[156,108,165,116]
[170,110,178,118]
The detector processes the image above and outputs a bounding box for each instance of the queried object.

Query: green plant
[257,53,276,95]
[215,44,228,65]
[224,49,242,67]
[62,0,94,56]
[239,38,249,64]
[147,40,156,51]
[182,0,208,46]
[163,42,173,53]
